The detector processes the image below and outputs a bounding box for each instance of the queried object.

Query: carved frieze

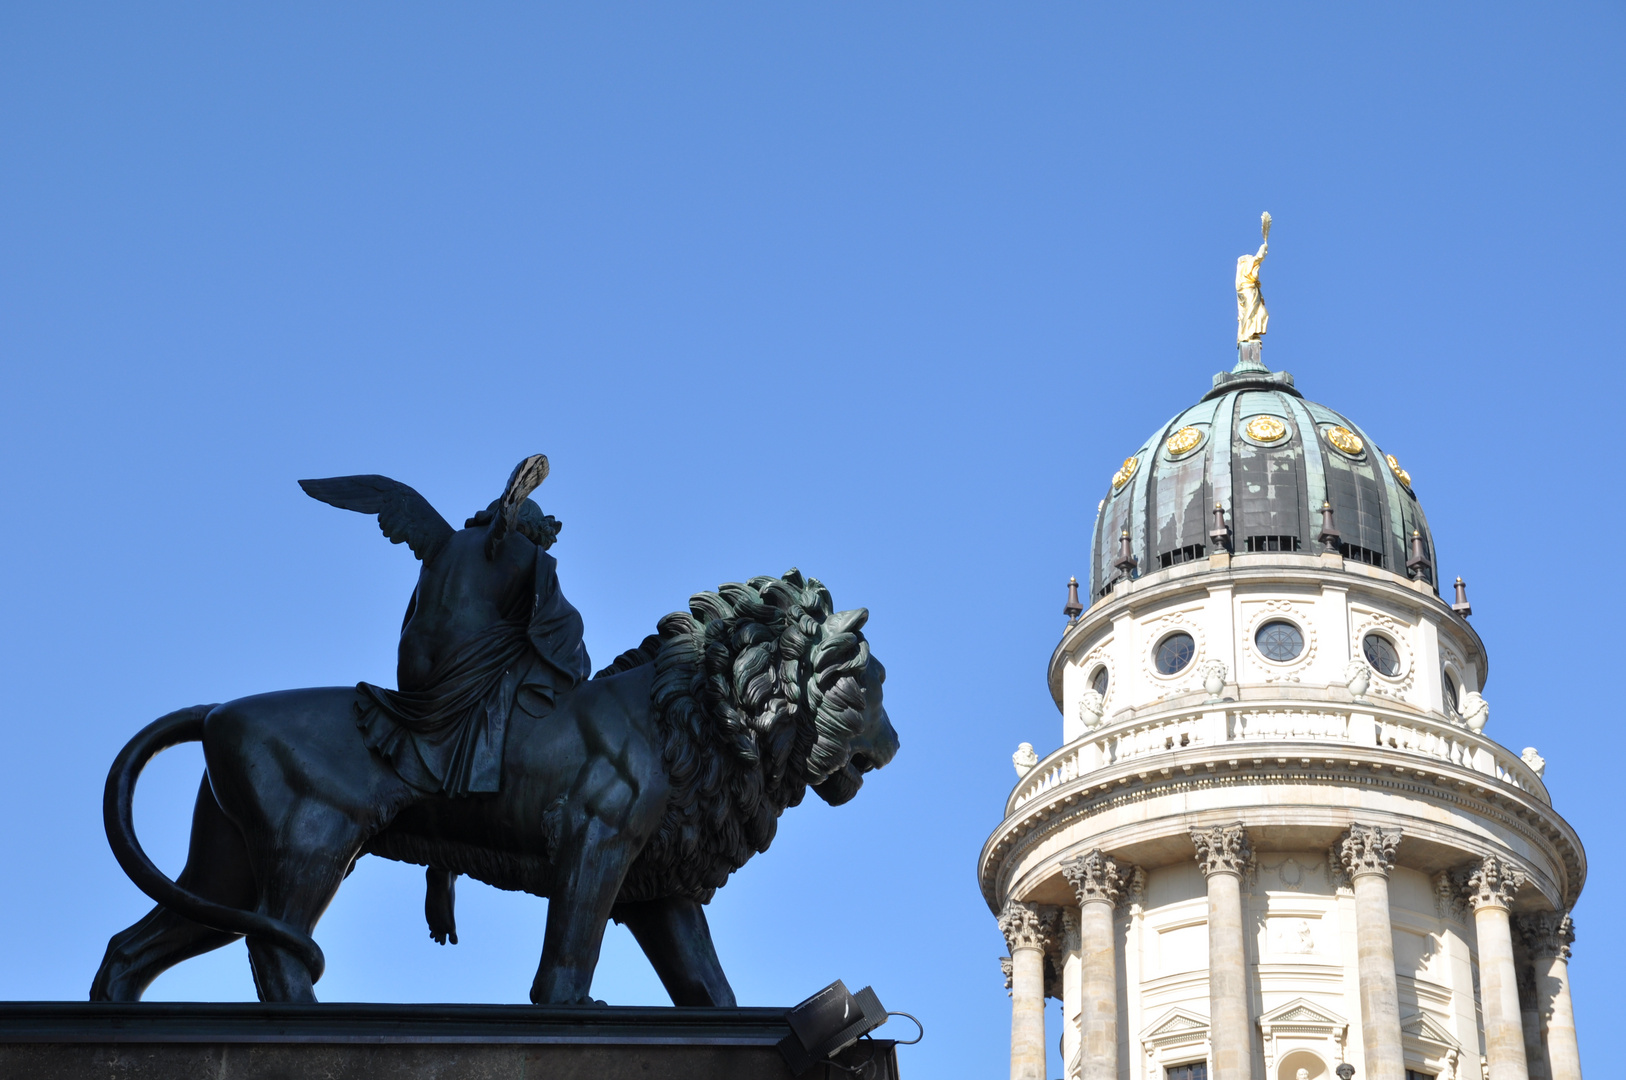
[1191,823,1253,878]
[1336,823,1402,879]
[1062,849,1123,906]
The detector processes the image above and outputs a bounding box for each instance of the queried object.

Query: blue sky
[1,5,1621,1077]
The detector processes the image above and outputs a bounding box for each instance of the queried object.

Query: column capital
[1062,850,1122,906]
[1460,856,1526,912]
[1514,911,1574,961]
[999,899,1057,953]
[1191,823,1254,878]
[1337,823,1402,879]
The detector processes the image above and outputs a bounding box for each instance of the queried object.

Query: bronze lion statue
[91,461,897,1006]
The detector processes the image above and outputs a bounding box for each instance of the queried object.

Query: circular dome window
[1363,633,1401,677]
[1255,620,1304,662]
[1090,666,1109,696]
[1155,632,1195,675]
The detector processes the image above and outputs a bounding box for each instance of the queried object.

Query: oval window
[1443,672,1459,715]
[1090,666,1109,696]
[1155,632,1195,675]
[1363,633,1401,677]
[1255,620,1304,662]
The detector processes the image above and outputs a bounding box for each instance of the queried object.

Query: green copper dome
[1088,364,1436,599]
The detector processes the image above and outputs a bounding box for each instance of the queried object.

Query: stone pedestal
[0,1002,901,1080]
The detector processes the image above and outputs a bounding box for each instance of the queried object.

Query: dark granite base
[0,1002,900,1080]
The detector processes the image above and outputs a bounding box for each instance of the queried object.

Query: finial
[1064,576,1084,620]
[1406,529,1432,582]
[1113,529,1139,577]
[1208,502,1230,551]
[1316,500,1342,553]
[1452,576,1473,617]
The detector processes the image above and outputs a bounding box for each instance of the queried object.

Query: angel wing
[298,474,454,562]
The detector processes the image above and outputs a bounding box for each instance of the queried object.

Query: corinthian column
[1463,858,1530,1080]
[1000,899,1054,1080]
[1063,851,1123,1080]
[1191,824,1254,1080]
[1060,908,1084,1080]
[1517,912,1581,1080]
[1337,824,1406,1080]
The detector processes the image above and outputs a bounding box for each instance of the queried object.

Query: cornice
[978,742,1585,915]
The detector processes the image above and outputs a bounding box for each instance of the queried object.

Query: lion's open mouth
[812,759,866,805]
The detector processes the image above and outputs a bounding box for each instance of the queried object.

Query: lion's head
[619,568,898,903]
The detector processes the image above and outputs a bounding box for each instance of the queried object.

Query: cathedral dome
[1088,363,1435,599]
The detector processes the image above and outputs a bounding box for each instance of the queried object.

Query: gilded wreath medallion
[1166,426,1203,456]
[1111,456,1139,491]
[1325,425,1364,455]
[1386,454,1412,488]
[1244,415,1287,443]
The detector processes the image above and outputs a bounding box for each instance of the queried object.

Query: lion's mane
[615,568,871,904]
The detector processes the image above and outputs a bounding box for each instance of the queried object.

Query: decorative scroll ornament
[1166,426,1203,456]
[1337,823,1402,879]
[1515,911,1574,961]
[1325,426,1364,455]
[998,900,1055,952]
[1062,850,1122,905]
[1385,453,1413,488]
[1111,456,1139,491]
[1245,415,1287,443]
[1461,856,1526,911]
[1191,823,1254,877]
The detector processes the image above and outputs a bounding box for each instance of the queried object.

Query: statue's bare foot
[424,867,458,946]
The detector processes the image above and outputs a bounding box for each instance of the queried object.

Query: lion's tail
[103,705,326,982]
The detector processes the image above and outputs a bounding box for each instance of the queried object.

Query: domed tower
[980,228,1585,1080]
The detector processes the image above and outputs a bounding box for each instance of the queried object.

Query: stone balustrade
[1009,700,1548,814]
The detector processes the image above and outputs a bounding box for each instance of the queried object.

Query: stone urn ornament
[1521,747,1546,777]
[1200,660,1228,702]
[1077,689,1105,730]
[1460,691,1489,733]
[1343,659,1371,701]
[1012,742,1039,777]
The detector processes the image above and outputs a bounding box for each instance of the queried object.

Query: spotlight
[777,979,891,1076]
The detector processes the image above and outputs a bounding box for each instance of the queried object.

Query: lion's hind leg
[613,896,736,1007]
[91,774,257,1001]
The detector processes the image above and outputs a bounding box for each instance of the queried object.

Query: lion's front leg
[530,813,640,1005]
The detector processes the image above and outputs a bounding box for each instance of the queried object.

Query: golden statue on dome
[1235,211,1271,344]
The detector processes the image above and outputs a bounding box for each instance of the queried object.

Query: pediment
[1401,1012,1461,1051]
[1257,997,1348,1030]
[1141,1008,1209,1042]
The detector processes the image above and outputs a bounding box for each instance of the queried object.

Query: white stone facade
[984,551,1585,1080]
